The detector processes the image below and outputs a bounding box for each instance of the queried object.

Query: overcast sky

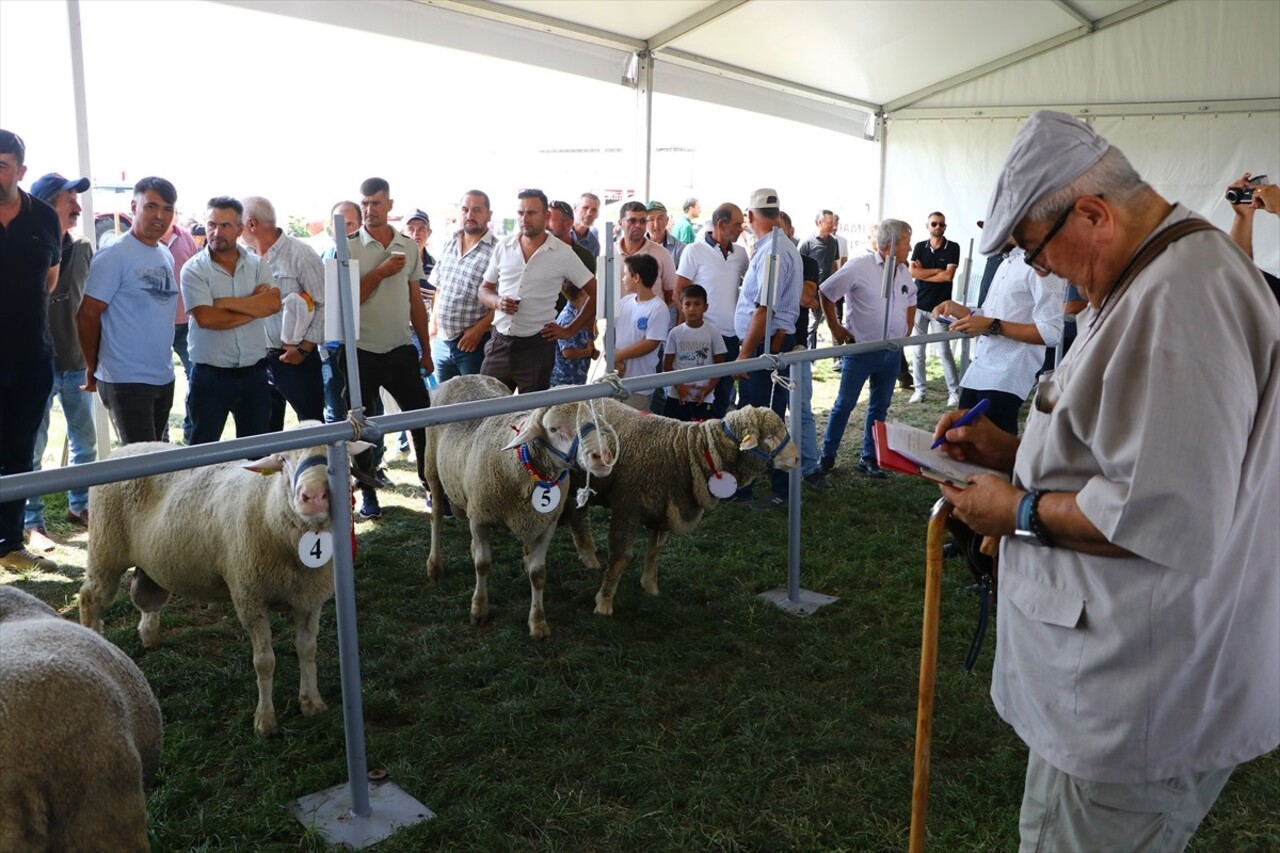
[0,0,879,240]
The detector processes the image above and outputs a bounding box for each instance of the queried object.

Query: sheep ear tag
[531,483,561,514]
[708,471,738,499]
[298,530,334,568]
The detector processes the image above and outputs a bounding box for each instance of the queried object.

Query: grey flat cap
[980,110,1109,255]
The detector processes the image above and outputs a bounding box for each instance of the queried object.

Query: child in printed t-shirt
[550,282,598,386]
[614,253,669,411]
[662,284,727,421]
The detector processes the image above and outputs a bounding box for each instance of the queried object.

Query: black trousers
[332,344,429,485]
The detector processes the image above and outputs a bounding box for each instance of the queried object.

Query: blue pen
[931,397,991,449]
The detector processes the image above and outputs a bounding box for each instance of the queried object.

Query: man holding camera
[1226,171,1280,302]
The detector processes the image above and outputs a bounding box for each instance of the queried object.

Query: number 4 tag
[298,530,334,568]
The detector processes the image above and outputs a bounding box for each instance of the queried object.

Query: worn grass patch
[7,368,1277,851]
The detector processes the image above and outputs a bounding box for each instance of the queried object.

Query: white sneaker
[908,390,926,404]
[947,393,960,407]
[25,527,56,553]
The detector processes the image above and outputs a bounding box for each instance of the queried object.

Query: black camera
[1226,175,1267,204]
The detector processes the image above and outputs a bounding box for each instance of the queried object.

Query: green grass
[7,357,1278,851]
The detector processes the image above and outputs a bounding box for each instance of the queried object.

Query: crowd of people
[2,112,1278,849]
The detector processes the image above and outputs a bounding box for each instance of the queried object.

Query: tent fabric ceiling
[229,0,1278,131]
[452,0,1161,109]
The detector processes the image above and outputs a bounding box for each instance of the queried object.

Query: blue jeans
[709,334,741,420]
[431,331,489,383]
[265,348,325,426]
[188,362,272,445]
[173,323,193,443]
[822,349,898,463]
[735,334,794,499]
[25,368,97,528]
[1,358,54,555]
[770,357,818,498]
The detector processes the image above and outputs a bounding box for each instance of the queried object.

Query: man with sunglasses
[907,212,961,406]
[934,110,1278,852]
[931,233,1065,436]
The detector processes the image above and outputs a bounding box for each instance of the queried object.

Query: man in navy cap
[22,172,97,551]
[934,110,1278,851]
[0,130,62,573]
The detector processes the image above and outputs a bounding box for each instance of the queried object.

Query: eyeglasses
[928,221,946,228]
[622,217,646,226]
[1022,202,1076,274]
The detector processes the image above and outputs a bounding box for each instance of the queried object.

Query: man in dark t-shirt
[0,129,62,572]
[798,209,838,349]
[907,211,961,405]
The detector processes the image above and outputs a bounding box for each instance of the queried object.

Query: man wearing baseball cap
[22,172,97,551]
[934,110,1278,850]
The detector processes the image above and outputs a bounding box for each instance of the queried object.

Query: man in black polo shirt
[0,129,62,573]
[907,210,961,406]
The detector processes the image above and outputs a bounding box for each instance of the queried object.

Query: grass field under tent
[6,357,1277,852]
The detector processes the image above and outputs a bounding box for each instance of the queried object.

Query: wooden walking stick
[909,497,952,853]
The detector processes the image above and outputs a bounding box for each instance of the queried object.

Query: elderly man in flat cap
[933,110,1278,851]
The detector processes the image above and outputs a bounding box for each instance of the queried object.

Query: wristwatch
[984,318,1003,337]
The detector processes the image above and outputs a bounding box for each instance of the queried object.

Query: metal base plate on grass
[759,588,839,615]
[292,779,434,849]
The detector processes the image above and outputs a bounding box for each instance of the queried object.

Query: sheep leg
[234,600,279,737]
[525,525,555,639]
[77,562,129,635]
[640,529,670,596]
[294,606,326,716]
[426,477,445,583]
[595,521,638,616]
[564,502,601,570]
[470,519,492,625]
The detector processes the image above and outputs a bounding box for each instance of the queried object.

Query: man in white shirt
[478,189,596,393]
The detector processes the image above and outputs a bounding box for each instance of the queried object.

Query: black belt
[196,358,268,376]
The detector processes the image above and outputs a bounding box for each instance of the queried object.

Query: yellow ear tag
[738,433,758,451]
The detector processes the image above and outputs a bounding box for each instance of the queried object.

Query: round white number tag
[708,471,738,499]
[298,530,334,568]
[531,484,562,514]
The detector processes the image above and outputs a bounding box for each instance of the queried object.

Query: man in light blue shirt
[729,188,801,503]
[78,176,181,444]
[180,196,280,444]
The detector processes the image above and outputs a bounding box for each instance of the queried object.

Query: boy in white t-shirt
[615,253,669,411]
[662,283,727,421]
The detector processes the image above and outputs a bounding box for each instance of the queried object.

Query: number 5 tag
[298,530,334,568]
[531,484,561,514]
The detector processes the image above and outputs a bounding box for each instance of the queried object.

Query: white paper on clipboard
[324,258,360,342]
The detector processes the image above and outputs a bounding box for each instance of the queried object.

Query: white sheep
[560,401,798,615]
[78,425,368,737]
[423,375,616,638]
[0,586,162,852]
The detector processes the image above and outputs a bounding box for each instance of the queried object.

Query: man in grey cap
[22,173,96,550]
[934,110,1279,850]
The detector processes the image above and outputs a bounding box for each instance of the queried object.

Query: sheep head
[503,403,616,478]
[723,407,799,471]
[243,424,374,523]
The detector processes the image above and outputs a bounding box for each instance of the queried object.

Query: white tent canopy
[218,0,1280,271]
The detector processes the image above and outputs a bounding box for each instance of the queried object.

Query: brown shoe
[66,508,89,527]
[25,527,57,553]
[0,548,57,573]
